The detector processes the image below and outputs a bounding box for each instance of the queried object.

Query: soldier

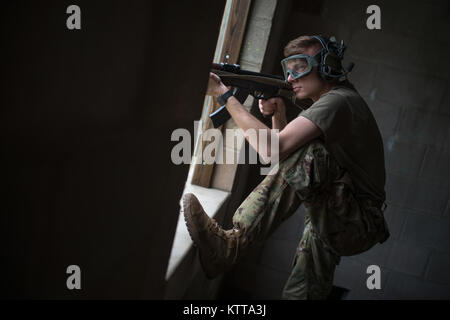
[183,35,390,299]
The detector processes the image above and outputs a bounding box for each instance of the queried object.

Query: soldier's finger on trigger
[259,100,267,112]
[260,104,270,114]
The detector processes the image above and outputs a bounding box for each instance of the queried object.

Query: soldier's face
[287,46,328,102]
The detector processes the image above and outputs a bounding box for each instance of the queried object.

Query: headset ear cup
[312,35,346,81]
[323,53,339,73]
[322,52,344,81]
[319,53,331,81]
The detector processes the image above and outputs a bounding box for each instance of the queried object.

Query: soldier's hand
[206,72,229,98]
[259,97,285,117]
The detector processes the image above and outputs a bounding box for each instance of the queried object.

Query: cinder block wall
[220,0,450,299]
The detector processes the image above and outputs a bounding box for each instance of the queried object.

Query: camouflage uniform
[232,139,390,300]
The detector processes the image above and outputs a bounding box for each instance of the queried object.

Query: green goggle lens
[280,53,320,80]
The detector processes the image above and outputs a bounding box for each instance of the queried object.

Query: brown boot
[182,193,249,279]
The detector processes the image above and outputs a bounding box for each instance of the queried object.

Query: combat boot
[182,193,251,279]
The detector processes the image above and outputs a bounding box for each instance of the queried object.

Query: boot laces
[207,219,228,239]
[206,220,245,265]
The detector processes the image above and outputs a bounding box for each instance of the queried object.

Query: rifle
[209,63,307,128]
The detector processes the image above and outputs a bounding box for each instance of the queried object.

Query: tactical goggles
[280,52,321,81]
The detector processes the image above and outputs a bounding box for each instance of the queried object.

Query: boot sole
[182,193,220,279]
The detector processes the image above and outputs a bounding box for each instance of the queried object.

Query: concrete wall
[220,0,450,299]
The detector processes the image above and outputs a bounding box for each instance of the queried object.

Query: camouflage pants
[232,140,390,300]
